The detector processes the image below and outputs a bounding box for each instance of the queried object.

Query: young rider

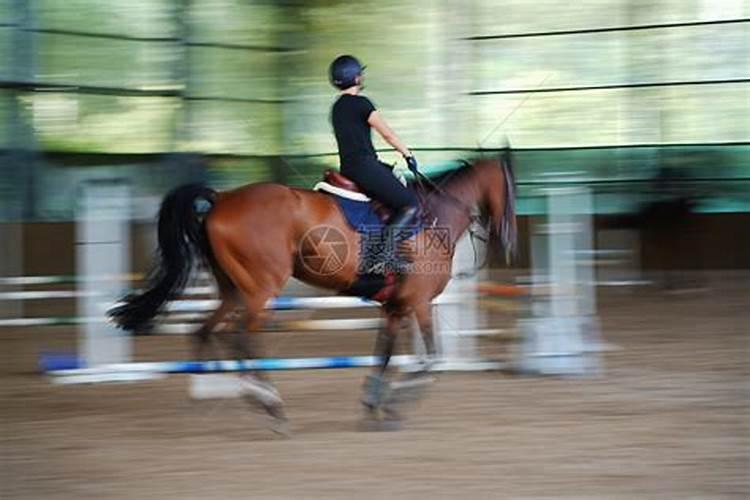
[329,55,421,271]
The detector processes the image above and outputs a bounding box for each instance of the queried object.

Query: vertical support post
[76,181,131,366]
[519,186,601,376]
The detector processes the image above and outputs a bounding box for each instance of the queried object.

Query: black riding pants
[340,156,418,212]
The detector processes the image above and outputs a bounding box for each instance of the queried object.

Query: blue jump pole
[41,354,420,384]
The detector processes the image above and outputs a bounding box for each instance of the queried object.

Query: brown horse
[110,154,517,427]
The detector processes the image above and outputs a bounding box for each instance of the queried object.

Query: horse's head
[468,154,518,263]
[423,153,518,263]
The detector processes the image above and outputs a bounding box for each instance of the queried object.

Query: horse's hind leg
[192,294,238,360]
[232,295,289,432]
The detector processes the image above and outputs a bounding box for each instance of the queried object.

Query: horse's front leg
[385,302,437,411]
[361,312,401,409]
[412,301,437,371]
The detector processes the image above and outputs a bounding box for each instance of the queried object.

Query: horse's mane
[416,159,478,195]
[412,158,490,226]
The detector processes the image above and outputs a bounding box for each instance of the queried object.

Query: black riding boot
[382,206,421,274]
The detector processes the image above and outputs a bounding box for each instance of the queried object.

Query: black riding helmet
[329,55,365,90]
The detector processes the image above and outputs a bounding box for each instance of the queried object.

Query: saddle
[314,170,391,220]
[322,169,361,193]
[313,169,418,302]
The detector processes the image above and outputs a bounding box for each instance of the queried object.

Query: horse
[109,153,517,429]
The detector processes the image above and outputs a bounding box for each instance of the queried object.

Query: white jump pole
[76,180,131,367]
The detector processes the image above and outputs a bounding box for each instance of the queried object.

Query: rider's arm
[368,110,412,158]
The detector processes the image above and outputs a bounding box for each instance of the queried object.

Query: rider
[329,55,421,271]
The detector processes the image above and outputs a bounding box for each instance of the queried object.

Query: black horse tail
[109,183,216,332]
[500,145,518,263]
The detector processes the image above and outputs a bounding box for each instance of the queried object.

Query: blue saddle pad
[326,192,424,278]
[330,194,423,238]
[332,196,384,233]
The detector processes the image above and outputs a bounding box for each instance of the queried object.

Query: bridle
[412,169,492,279]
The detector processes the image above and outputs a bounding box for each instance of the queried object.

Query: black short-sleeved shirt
[331,94,377,165]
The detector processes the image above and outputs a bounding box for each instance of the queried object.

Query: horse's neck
[425,171,481,245]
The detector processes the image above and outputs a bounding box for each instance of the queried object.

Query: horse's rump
[206,183,362,293]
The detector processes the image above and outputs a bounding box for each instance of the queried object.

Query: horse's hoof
[249,401,288,435]
[240,376,283,407]
[357,406,381,432]
[240,377,289,434]
[269,414,291,437]
[266,400,287,420]
[357,407,402,432]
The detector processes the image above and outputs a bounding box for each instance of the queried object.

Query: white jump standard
[518,186,602,376]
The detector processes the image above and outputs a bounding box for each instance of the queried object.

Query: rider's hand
[404,155,419,174]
